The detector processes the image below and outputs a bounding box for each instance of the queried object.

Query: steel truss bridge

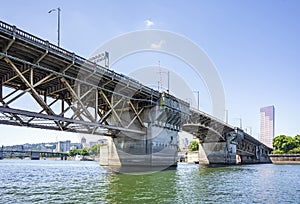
[0,20,271,165]
[0,149,67,160]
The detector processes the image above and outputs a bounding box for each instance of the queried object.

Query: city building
[70,143,83,150]
[57,140,71,153]
[260,106,275,148]
[81,136,87,147]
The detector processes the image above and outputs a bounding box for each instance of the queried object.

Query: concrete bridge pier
[99,93,188,171]
[99,125,179,168]
[198,128,244,165]
[30,152,40,160]
[199,141,236,165]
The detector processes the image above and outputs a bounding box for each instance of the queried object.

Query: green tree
[294,135,300,146]
[68,149,81,157]
[189,140,199,151]
[80,148,90,156]
[284,136,298,153]
[273,135,299,154]
[272,149,284,154]
[288,147,300,154]
[273,135,288,152]
[89,144,101,156]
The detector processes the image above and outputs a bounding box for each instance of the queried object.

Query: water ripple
[0,160,299,203]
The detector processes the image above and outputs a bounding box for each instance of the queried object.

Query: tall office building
[260,106,275,148]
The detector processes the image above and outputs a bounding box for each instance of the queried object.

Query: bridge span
[0,20,271,168]
[0,148,68,160]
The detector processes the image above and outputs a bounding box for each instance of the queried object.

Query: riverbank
[269,154,300,164]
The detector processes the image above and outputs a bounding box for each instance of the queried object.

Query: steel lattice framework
[0,21,158,135]
[0,20,190,137]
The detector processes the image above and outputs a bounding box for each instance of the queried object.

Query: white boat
[74,155,83,161]
[74,154,94,161]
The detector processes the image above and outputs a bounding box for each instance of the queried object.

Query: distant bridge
[0,20,271,167]
[0,149,67,160]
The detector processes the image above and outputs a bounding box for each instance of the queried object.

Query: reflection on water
[0,160,299,203]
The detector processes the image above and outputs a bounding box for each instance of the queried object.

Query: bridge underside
[183,111,272,165]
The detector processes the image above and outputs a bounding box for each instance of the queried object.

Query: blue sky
[1,0,300,145]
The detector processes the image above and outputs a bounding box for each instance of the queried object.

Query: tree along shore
[68,144,102,157]
[272,135,300,154]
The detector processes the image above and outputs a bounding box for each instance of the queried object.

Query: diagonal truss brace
[127,101,145,128]
[99,91,124,127]
[60,77,95,123]
[4,57,64,130]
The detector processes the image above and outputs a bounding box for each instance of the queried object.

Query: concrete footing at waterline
[186,143,272,165]
[269,154,300,164]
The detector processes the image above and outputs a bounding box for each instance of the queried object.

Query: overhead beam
[2,36,15,53]
[0,106,146,134]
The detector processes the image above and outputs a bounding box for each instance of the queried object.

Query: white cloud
[144,19,154,28]
[150,40,166,49]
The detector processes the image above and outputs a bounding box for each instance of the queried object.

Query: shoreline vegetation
[272,135,300,154]
[68,144,102,157]
[270,135,300,164]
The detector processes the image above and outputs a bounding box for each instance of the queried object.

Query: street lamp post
[48,7,61,47]
[234,117,243,129]
[225,109,229,123]
[246,126,252,135]
[238,118,242,129]
[193,91,200,110]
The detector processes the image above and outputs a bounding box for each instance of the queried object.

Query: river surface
[0,160,299,204]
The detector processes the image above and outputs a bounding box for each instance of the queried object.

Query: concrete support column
[30,152,40,160]
[198,142,237,165]
[99,137,121,166]
[99,125,179,168]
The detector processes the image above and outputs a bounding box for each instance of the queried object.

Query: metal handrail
[189,107,235,129]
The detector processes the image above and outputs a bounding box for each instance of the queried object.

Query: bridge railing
[0,20,159,99]
[189,107,235,129]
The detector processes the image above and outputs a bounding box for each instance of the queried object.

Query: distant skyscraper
[81,136,87,147]
[260,106,275,148]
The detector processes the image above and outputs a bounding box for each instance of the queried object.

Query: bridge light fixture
[48,7,61,47]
